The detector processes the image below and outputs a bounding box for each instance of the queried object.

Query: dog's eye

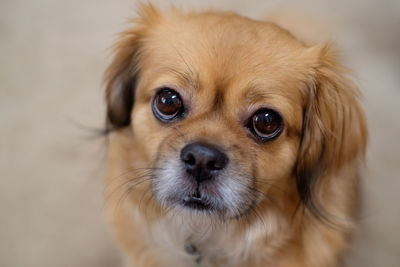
[248,109,283,141]
[152,89,184,122]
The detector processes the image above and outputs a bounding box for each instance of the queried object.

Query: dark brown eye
[248,109,283,141]
[152,89,184,121]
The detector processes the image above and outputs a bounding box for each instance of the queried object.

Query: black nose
[180,142,228,183]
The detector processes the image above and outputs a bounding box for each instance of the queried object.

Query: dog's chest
[148,219,227,266]
[147,216,268,267]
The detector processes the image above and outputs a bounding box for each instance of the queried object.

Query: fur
[103,4,367,267]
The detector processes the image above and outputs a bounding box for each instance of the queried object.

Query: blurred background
[1,0,399,266]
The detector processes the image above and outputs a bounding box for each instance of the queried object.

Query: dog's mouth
[182,193,213,211]
[152,158,257,217]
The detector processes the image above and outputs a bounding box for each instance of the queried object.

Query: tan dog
[104,4,367,267]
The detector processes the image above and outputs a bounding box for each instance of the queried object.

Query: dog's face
[105,6,367,221]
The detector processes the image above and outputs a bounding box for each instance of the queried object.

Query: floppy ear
[296,44,367,217]
[104,4,160,129]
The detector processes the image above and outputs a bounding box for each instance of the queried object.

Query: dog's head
[105,5,367,220]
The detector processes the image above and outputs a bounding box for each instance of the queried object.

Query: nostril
[184,153,196,166]
[207,160,216,170]
[207,156,227,171]
[211,161,224,170]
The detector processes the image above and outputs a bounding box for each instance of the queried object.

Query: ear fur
[296,44,367,218]
[104,4,161,129]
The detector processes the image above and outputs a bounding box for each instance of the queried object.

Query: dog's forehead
[139,11,312,106]
[147,13,305,66]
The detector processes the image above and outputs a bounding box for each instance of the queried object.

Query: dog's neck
[185,242,202,266]
[141,209,287,267]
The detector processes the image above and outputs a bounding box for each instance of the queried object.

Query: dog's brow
[162,67,199,90]
[243,87,281,103]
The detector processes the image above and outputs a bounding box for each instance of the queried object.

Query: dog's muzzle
[179,142,228,209]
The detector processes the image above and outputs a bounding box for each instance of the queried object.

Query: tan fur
[104,5,367,267]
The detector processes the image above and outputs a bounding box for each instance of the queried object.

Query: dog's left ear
[104,4,161,129]
[296,44,368,215]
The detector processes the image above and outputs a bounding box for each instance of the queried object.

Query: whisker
[139,184,155,217]
[105,174,153,200]
[113,177,153,213]
[105,167,161,189]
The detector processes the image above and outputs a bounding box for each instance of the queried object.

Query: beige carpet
[1,0,399,266]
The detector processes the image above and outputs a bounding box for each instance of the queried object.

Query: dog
[103,4,367,267]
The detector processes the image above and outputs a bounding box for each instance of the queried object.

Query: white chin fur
[152,157,257,218]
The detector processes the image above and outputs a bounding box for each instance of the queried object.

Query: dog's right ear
[104,4,161,129]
